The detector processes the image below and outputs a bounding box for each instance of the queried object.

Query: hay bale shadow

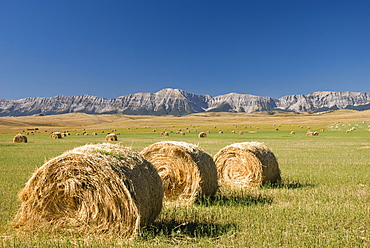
[195,193,273,207]
[141,220,237,239]
[261,180,315,189]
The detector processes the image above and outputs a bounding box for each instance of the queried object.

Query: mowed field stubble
[0,110,369,247]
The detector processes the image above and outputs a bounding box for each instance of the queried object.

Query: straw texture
[141,141,218,203]
[214,142,281,187]
[14,143,163,237]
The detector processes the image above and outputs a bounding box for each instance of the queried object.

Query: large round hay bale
[105,133,117,141]
[141,141,218,203]
[14,143,163,237]
[214,142,281,187]
[13,134,27,143]
[50,132,62,139]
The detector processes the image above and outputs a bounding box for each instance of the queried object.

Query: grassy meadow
[0,111,369,247]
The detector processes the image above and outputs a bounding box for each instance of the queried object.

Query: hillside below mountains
[0,88,369,116]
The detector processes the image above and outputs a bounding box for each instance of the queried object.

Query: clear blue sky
[1,0,369,100]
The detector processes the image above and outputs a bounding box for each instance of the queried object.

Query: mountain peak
[157,88,181,92]
[156,88,185,95]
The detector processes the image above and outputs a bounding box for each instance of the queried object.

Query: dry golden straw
[214,142,281,187]
[13,133,27,143]
[105,133,118,141]
[13,143,163,237]
[141,141,218,203]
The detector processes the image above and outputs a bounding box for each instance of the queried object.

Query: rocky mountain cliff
[0,89,369,116]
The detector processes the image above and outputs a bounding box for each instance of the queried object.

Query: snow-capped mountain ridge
[0,88,369,116]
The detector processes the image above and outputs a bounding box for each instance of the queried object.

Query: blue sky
[1,0,370,100]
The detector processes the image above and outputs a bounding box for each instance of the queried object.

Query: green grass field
[0,118,369,247]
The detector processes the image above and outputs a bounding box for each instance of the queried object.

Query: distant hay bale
[50,132,62,139]
[214,142,281,187]
[307,131,319,136]
[141,141,218,203]
[290,131,295,135]
[198,132,207,138]
[91,132,97,135]
[160,131,169,136]
[13,143,163,238]
[105,133,117,141]
[13,134,27,143]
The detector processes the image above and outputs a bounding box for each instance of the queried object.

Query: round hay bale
[141,141,218,203]
[306,131,316,136]
[13,133,27,143]
[214,142,281,187]
[50,132,62,139]
[198,132,207,138]
[13,143,163,237]
[105,133,117,141]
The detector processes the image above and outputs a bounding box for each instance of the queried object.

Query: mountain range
[0,88,369,116]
